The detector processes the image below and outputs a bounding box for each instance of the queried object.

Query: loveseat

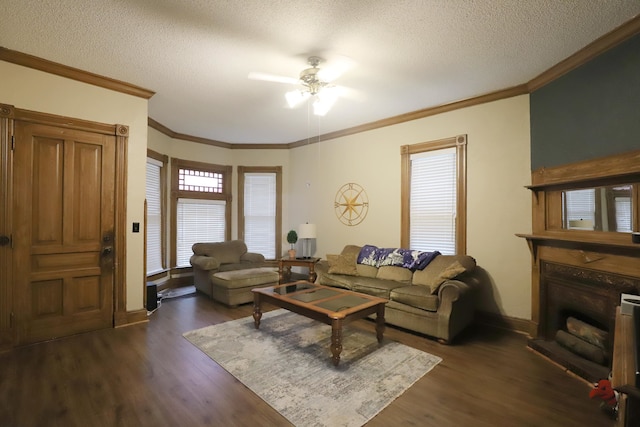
[315,244,479,343]
[190,240,279,306]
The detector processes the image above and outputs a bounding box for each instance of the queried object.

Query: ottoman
[210,267,279,307]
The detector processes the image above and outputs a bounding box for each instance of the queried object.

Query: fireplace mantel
[518,151,640,382]
[520,150,640,338]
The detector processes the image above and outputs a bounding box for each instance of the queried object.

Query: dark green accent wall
[530,33,640,171]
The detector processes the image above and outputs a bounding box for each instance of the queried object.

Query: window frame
[170,157,232,268]
[400,134,467,254]
[146,149,168,276]
[237,166,282,260]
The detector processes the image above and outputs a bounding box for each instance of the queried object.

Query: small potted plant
[287,229,298,259]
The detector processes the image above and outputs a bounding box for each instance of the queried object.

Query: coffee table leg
[252,294,262,329]
[330,319,343,366]
[375,303,385,343]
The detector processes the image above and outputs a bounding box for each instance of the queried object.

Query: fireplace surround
[529,261,640,382]
[519,149,640,383]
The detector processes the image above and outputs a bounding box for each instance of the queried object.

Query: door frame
[0,103,129,348]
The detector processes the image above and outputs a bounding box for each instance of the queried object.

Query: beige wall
[150,95,532,320]
[288,95,533,319]
[0,61,148,312]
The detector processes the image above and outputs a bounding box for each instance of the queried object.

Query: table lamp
[298,223,317,259]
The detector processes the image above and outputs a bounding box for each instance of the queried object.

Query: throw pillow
[413,255,476,294]
[327,254,358,276]
[341,244,362,258]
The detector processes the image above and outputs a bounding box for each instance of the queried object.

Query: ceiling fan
[248,56,352,116]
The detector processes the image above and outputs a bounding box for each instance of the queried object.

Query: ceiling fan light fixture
[313,89,338,116]
[285,89,310,108]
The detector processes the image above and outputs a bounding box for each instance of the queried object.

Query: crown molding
[0,47,155,99]
[148,118,232,149]
[4,14,639,148]
[148,118,291,149]
[288,84,529,148]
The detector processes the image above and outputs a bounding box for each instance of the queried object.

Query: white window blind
[409,147,457,254]
[615,197,632,232]
[565,189,595,226]
[176,198,226,267]
[146,159,163,274]
[243,173,276,259]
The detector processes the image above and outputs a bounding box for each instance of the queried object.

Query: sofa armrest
[190,255,220,271]
[436,278,477,343]
[437,279,471,302]
[240,252,265,264]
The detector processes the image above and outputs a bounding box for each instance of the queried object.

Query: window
[171,158,231,268]
[564,189,595,229]
[146,150,167,275]
[401,135,467,255]
[238,166,282,260]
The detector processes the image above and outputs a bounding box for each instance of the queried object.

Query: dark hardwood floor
[0,292,615,427]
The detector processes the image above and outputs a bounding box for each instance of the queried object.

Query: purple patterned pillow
[410,250,440,270]
[357,244,440,270]
[357,244,379,266]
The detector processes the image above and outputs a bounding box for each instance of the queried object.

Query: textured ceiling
[1,1,639,144]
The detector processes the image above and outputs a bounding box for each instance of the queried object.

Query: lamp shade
[298,223,317,239]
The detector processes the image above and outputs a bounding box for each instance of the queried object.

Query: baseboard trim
[476,310,535,337]
[114,309,148,328]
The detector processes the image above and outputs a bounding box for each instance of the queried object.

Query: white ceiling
[1,1,639,145]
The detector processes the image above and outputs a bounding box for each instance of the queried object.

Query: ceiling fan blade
[248,71,299,85]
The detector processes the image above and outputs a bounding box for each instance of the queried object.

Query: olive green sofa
[315,244,479,343]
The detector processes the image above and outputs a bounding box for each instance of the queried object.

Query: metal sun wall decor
[334,182,369,226]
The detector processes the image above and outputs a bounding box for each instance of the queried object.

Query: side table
[278,257,320,284]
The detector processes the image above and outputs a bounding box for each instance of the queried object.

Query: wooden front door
[12,121,116,345]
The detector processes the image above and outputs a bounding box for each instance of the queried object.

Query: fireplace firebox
[528,261,640,382]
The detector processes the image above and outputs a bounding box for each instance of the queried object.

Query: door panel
[13,122,115,345]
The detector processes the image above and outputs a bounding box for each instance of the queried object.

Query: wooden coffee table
[252,282,388,366]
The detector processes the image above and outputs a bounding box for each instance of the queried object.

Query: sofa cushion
[192,240,247,265]
[327,254,358,276]
[390,285,439,312]
[356,264,378,278]
[412,255,476,294]
[351,278,401,299]
[190,255,220,271]
[211,267,278,289]
[217,262,259,272]
[240,252,265,263]
[376,266,412,283]
[318,272,356,290]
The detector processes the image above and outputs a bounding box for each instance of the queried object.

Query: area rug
[183,309,442,427]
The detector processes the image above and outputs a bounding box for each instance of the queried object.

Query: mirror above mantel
[563,184,633,233]
[521,149,640,250]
